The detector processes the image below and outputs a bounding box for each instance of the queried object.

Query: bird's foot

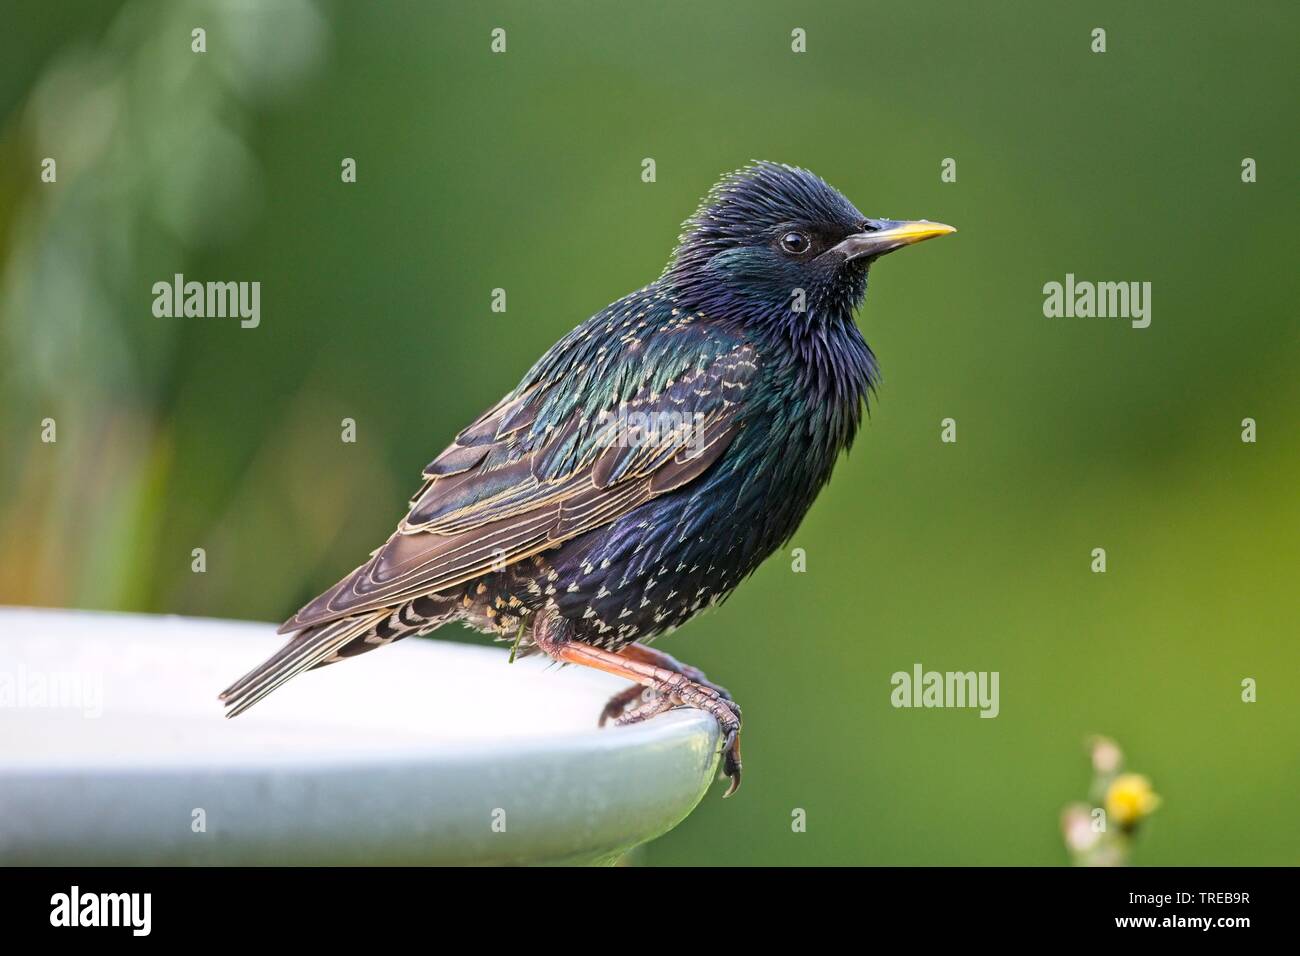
[597,642,732,725]
[531,619,743,796]
[611,672,743,796]
[598,668,733,725]
[595,642,742,796]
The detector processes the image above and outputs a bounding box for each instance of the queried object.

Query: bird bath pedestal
[0,608,721,865]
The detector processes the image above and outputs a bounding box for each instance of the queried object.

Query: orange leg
[534,614,743,797]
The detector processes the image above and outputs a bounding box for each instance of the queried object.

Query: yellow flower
[1105,773,1161,829]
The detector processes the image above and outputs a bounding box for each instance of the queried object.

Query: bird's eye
[779,231,810,255]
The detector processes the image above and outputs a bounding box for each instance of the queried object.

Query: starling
[220,162,955,796]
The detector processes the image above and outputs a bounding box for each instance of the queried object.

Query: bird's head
[665,162,954,328]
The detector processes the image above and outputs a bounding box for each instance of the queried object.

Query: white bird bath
[0,607,721,865]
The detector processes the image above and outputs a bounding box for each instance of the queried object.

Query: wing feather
[279,331,758,634]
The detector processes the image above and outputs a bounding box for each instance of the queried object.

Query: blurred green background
[2,0,1296,865]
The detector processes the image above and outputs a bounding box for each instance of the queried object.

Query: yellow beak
[833,220,957,260]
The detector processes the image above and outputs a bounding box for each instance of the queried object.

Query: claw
[602,678,743,797]
[598,685,645,727]
[535,627,746,798]
[675,681,742,798]
[721,727,743,797]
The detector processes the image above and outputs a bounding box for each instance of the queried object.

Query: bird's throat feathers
[670,271,880,454]
[780,301,879,439]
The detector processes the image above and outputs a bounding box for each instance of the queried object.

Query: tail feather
[219,611,388,718]
[308,594,459,670]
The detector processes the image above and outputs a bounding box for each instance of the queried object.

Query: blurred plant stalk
[0,0,326,611]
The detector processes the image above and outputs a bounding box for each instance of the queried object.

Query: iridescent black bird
[220,162,954,795]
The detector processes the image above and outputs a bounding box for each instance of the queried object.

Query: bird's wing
[279,326,759,633]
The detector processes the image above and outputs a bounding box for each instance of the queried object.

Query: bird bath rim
[0,606,723,865]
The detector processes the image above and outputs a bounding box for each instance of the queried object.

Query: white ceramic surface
[0,607,722,865]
